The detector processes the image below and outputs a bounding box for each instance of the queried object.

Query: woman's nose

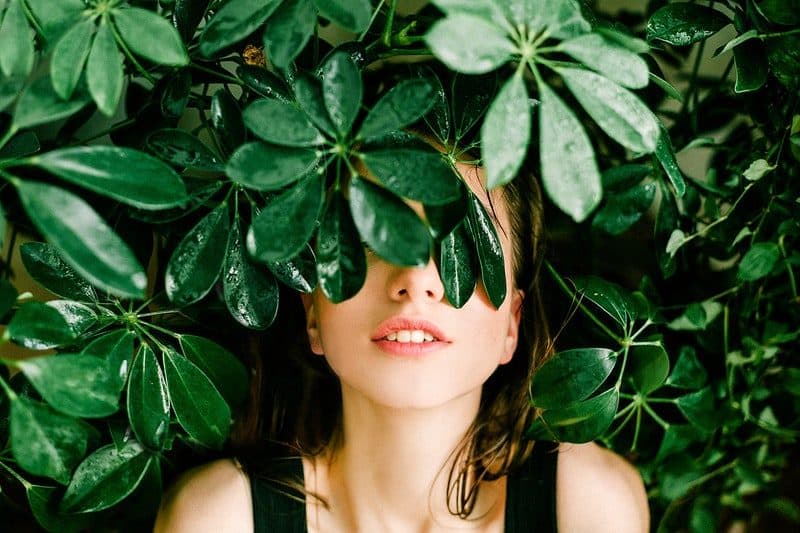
[386,259,445,303]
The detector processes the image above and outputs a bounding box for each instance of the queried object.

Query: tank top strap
[250,456,308,533]
[504,441,559,533]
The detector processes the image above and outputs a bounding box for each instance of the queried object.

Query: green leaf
[146,128,224,172]
[425,189,468,242]
[13,76,90,131]
[24,0,84,44]
[45,300,98,337]
[60,441,152,512]
[126,345,170,450]
[481,73,530,189]
[655,424,705,462]
[626,343,669,394]
[210,89,246,155]
[16,181,147,299]
[180,335,249,409]
[267,245,317,293]
[361,148,461,205]
[743,159,775,181]
[17,353,119,418]
[538,83,601,222]
[163,349,231,449]
[0,74,23,112]
[293,72,337,137]
[51,19,95,100]
[655,124,686,197]
[198,0,281,58]
[243,98,324,146]
[262,0,316,69]
[10,396,92,484]
[531,387,619,443]
[560,33,649,89]
[734,40,768,93]
[316,189,367,303]
[238,64,293,102]
[418,68,450,145]
[665,346,708,389]
[466,193,506,308]
[223,220,279,330]
[113,7,189,66]
[248,171,324,262]
[766,35,800,90]
[227,142,320,191]
[7,301,76,350]
[646,3,729,46]
[758,0,800,25]
[591,182,656,235]
[165,202,230,306]
[0,0,34,78]
[174,0,210,42]
[0,130,39,159]
[349,177,431,267]
[538,0,592,39]
[738,242,780,281]
[425,14,512,74]
[573,276,635,328]
[676,387,717,432]
[81,329,135,392]
[439,220,478,308]
[358,79,436,140]
[668,301,723,331]
[321,51,362,135]
[649,72,683,103]
[87,20,123,117]
[311,0,371,32]
[160,68,192,118]
[29,146,189,210]
[531,348,617,409]
[20,242,97,301]
[559,67,659,153]
[452,72,496,141]
[27,483,94,533]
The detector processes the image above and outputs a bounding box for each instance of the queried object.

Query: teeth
[383,330,437,343]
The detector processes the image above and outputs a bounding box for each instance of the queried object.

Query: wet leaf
[531,348,618,409]
[561,33,649,89]
[113,7,189,66]
[293,72,337,137]
[20,242,97,301]
[420,69,451,144]
[82,329,135,392]
[267,245,317,293]
[467,193,506,308]
[243,98,324,146]
[316,189,367,303]
[362,148,461,205]
[655,123,686,197]
[320,51,361,136]
[592,181,656,235]
[7,301,76,350]
[425,188,468,242]
[146,128,224,172]
[227,142,319,191]
[174,0,210,42]
[358,79,436,140]
[647,3,730,46]
[262,0,316,69]
[45,300,98,338]
[438,220,478,308]
[574,276,635,328]
[425,14,512,74]
[127,345,170,450]
[210,89,246,155]
[199,0,281,58]
[87,21,123,117]
[481,73,530,189]
[238,64,293,102]
[180,335,249,408]
[452,72,496,141]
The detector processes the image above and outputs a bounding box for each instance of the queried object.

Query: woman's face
[303,162,523,410]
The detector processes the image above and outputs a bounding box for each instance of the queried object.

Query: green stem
[631,403,643,452]
[381,0,397,48]
[604,404,636,442]
[613,400,636,420]
[778,235,798,300]
[190,63,241,85]
[108,17,156,85]
[0,459,30,488]
[0,372,18,401]
[133,323,169,352]
[3,225,18,279]
[758,28,800,40]
[629,319,653,341]
[358,0,385,42]
[140,321,182,340]
[680,182,756,247]
[375,47,431,60]
[19,0,46,43]
[641,399,670,430]
[680,39,707,123]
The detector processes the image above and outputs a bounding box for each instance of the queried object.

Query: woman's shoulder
[555,442,649,533]
[153,458,254,533]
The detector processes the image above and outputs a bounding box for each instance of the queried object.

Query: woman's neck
[308,384,505,533]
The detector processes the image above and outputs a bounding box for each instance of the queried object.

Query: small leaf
[0,0,34,78]
[198,0,281,58]
[676,387,717,432]
[425,14,512,74]
[561,33,649,89]
[20,242,97,301]
[666,228,686,257]
[655,124,686,197]
[82,329,135,392]
[180,335,250,408]
[439,220,478,308]
[13,76,90,131]
[316,189,367,303]
[262,0,316,69]
[311,0,371,32]
[7,301,76,350]
[626,343,670,394]
[362,148,461,205]
[573,276,634,328]
[243,98,324,146]
[668,301,723,331]
[655,424,705,462]
[127,345,170,450]
[531,348,618,409]
[358,79,436,140]
[163,349,231,449]
[165,203,230,306]
[737,242,780,281]
[87,21,123,117]
[592,182,656,235]
[743,159,775,181]
[481,73,530,189]
[51,19,95,100]
[467,193,506,308]
[321,51,362,135]
[647,3,730,46]
[267,245,317,293]
[665,346,708,389]
[530,387,619,443]
[113,7,189,66]
[146,128,224,172]
[227,142,319,191]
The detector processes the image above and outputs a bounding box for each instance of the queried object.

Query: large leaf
[16,354,119,418]
[358,79,436,140]
[647,3,730,46]
[113,7,189,66]
[320,51,361,135]
[467,193,506,308]
[227,142,319,191]
[28,146,189,210]
[361,148,461,205]
[126,345,170,450]
[530,348,618,409]
[20,242,97,301]
[82,329,135,392]
[0,0,34,78]
[51,19,95,100]
[530,387,619,443]
[349,177,431,267]
[626,343,670,394]
[165,202,230,306]
[538,83,601,222]
[438,220,477,308]
[452,72,497,141]
[311,0,371,32]
[198,0,281,57]
[46,300,98,338]
[481,73,530,189]
[316,189,367,303]
[262,0,316,69]
[163,350,231,449]
[223,220,279,330]
[87,20,123,117]
[560,33,649,89]
[7,301,76,350]
[60,441,152,513]
[180,335,250,408]
[146,128,224,172]
[13,76,90,131]
[243,98,324,146]
[425,14,512,74]
[16,181,147,299]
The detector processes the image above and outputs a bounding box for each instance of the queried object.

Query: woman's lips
[370,316,451,357]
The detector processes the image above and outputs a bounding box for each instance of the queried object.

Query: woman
[154,146,649,532]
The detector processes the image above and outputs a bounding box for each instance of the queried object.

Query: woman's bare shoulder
[555,442,649,533]
[153,458,253,533]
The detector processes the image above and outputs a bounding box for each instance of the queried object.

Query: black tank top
[249,442,559,532]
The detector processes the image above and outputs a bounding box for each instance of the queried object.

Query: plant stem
[0,371,18,401]
[359,0,385,42]
[631,403,643,452]
[381,0,397,48]
[108,17,156,85]
[19,0,46,42]
[190,63,241,85]
[70,117,136,146]
[758,28,800,40]
[641,399,670,430]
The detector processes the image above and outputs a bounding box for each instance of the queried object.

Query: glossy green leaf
[198,0,281,57]
[655,124,686,197]
[467,193,506,308]
[223,220,279,330]
[227,142,319,191]
[180,335,249,408]
[538,83,601,223]
[362,148,461,205]
[649,72,683,103]
[293,72,337,137]
[210,89,246,155]
[311,0,371,32]
[29,146,189,210]
[420,68,450,144]
[349,177,431,268]
[16,353,119,418]
[27,484,93,533]
[82,329,135,392]
[321,51,361,135]
[560,67,659,153]
[16,182,147,299]
[160,68,192,118]
[646,3,729,46]
[627,343,670,394]
[248,171,324,262]
[20,242,97,301]
[317,189,367,303]
[243,98,324,146]
[174,0,210,42]
[481,73,529,189]
[262,0,316,69]
[146,128,224,172]
[0,0,34,78]
[113,7,189,66]
[560,33,649,89]
[0,278,17,318]
[595,26,650,54]
[46,300,98,337]
[425,188,468,241]
[451,72,496,141]
[531,348,618,409]
[425,14,512,74]
[601,163,651,190]
[676,387,717,432]
[531,387,619,443]
[238,64,293,102]
[13,76,90,131]
[439,220,478,308]
[592,182,656,235]
[165,202,230,306]
[163,349,231,449]
[573,276,635,328]
[738,242,780,281]
[10,396,92,484]
[733,39,768,93]
[127,345,170,450]
[665,346,708,389]
[0,130,39,160]
[7,302,76,350]
[51,19,95,100]
[60,441,152,512]
[87,21,123,117]
[358,79,436,140]
[267,245,317,293]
